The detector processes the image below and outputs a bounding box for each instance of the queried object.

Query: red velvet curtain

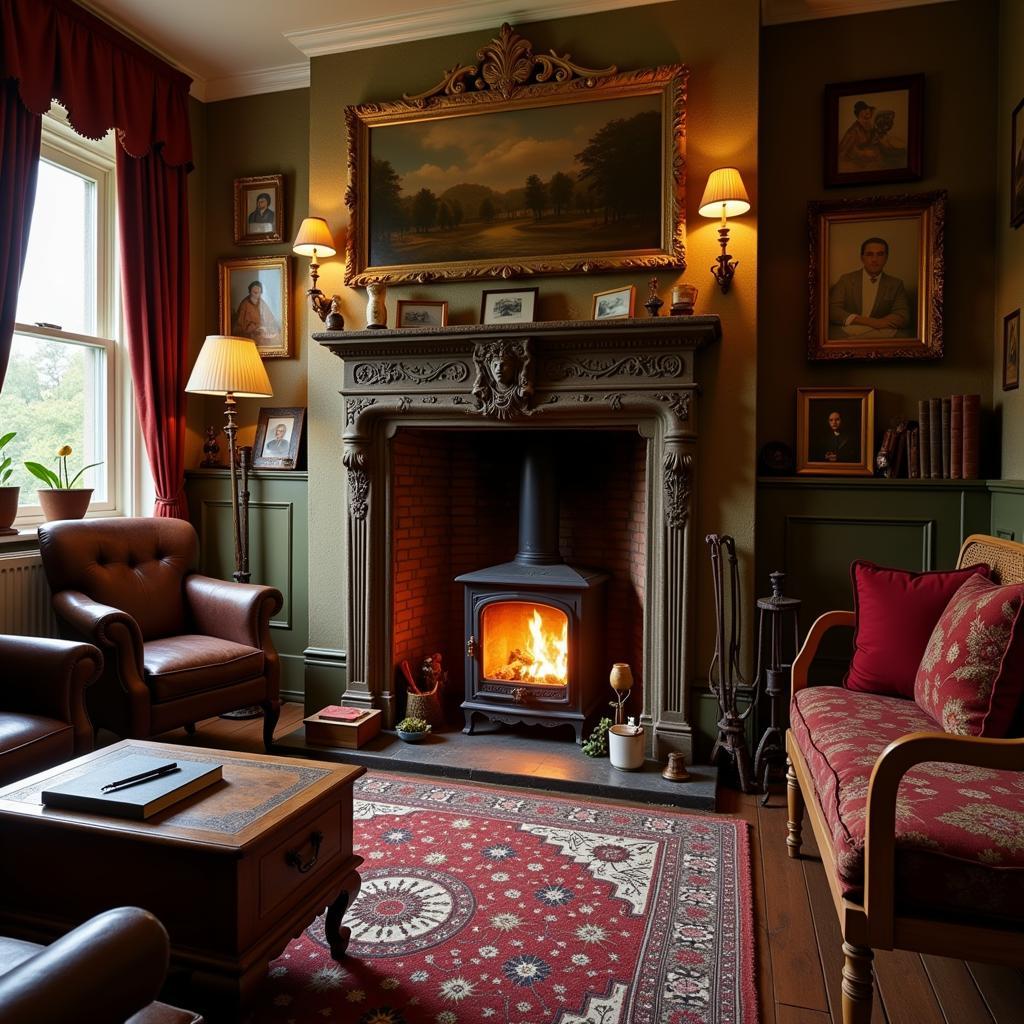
[1,0,193,517]
[0,78,41,390]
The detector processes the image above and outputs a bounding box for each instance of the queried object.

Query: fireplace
[458,441,608,742]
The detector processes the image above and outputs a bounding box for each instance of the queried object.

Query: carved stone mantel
[316,316,720,759]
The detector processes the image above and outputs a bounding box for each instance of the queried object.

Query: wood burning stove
[457,440,608,742]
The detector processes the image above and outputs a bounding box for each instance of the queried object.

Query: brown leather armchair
[0,906,202,1024]
[38,517,283,751]
[0,635,101,786]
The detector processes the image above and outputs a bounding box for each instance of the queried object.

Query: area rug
[253,773,757,1024]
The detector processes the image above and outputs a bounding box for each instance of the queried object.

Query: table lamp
[293,216,338,323]
[698,167,750,294]
[185,335,272,584]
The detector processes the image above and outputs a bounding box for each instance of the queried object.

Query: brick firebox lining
[391,428,647,727]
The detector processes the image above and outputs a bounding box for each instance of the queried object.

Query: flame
[485,603,568,686]
[523,608,568,683]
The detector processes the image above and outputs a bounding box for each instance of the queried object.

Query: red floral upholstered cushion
[914,574,1024,736]
[845,561,989,698]
[790,687,1024,922]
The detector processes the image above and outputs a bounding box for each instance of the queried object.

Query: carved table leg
[841,942,874,1024]
[786,758,804,858]
[324,870,362,960]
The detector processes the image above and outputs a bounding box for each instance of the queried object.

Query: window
[0,105,134,524]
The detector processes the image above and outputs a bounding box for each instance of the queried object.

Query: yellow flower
[57,445,72,457]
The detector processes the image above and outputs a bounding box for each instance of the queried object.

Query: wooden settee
[785,534,1024,1024]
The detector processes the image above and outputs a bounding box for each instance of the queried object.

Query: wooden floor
[161,706,1024,1024]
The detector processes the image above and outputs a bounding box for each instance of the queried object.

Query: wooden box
[304,708,382,748]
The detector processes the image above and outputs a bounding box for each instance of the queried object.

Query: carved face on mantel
[472,339,533,420]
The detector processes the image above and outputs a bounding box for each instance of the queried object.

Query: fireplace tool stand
[706,534,756,792]
[752,571,801,804]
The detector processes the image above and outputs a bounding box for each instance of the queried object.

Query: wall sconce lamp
[292,217,339,322]
[698,167,750,294]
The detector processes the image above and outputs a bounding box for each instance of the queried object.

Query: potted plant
[0,431,18,535]
[395,716,432,743]
[25,445,103,522]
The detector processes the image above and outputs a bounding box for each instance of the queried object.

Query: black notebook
[41,755,223,820]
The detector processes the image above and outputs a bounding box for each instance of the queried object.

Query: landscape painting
[344,63,685,284]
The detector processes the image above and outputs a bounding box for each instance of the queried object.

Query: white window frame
[10,104,144,528]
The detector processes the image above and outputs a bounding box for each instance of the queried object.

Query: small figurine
[201,426,222,467]
[325,294,345,331]
[644,276,664,318]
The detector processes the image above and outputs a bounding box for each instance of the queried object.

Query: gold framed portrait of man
[796,386,875,477]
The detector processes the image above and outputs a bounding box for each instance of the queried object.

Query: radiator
[0,551,58,637]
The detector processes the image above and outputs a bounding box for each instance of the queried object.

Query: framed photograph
[480,287,538,325]
[824,75,923,187]
[1004,309,1020,392]
[396,299,449,328]
[343,24,686,285]
[808,191,945,361]
[253,407,305,469]
[218,255,291,359]
[592,285,636,320]
[796,387,875,477]
[1012,98,1024,228]
[233,174,284,245]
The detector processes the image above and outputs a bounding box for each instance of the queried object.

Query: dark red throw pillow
[844,561,990,698]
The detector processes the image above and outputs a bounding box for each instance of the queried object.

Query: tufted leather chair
[0,635,101,786]
[38,518,283,751]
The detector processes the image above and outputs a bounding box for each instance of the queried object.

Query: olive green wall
[758,0,999,469]
[996,0,1024,477]
[305,0,761,695]
[185,95,207,471]
[184,88,310,454]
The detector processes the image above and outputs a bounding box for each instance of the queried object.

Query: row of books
[910,395,981,479]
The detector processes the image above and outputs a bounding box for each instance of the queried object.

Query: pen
[101,763,180,792]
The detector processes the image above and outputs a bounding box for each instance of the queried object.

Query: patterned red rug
[254,774,757,1024]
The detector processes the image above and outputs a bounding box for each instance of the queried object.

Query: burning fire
[487,606,568,686]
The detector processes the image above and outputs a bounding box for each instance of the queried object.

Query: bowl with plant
[0,431,18,535]
[25,445,103,522]
[396,716,432,743]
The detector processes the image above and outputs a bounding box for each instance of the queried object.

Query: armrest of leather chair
[184,575,283,650]
[0,906,168,1024]
[52,590,145,678]
[0,636,101,752]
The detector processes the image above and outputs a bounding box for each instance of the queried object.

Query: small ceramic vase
[366,282,387,329]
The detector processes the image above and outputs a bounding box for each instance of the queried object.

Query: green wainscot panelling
[186,470,309,703]
[989,481,1024,543]
[303,646,347,715]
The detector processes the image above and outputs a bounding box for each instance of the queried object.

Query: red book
[962,394,981,479]
[949,395,963,480]
[317,705,367,722]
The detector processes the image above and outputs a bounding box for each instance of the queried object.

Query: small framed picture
[253,407,305,469]
[233,174,284,246]
[1004,310,1020,391]
[824,75,923,188]
[219,255,291,359]
[480,287,538,325]
[1012,98,1024,228]
[396,299,449,328]
[796,386,875,477]
[592,285,636,320]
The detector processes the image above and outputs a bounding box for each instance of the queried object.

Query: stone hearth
[316,316,720,760]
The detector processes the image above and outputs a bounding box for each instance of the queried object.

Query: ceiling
[79,0,955,102]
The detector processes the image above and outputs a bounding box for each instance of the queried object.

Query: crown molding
[202,62,311,103]
[762,0,953,26]
[285,0,669,58]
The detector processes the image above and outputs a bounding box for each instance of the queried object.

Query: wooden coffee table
[0,740,364,1016]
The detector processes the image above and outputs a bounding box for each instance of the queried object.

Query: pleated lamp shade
[292,217,337,258]
[698,167,751,219]
[185,335,273,397]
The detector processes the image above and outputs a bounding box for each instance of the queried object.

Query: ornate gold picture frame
[796,386,875,477]
[233,174,284,246]
[218,255,292,359]
[344,24,687,286]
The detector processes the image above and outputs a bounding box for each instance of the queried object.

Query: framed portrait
[343,24,686,286]
[480,287,538,325]
[824,75,923,188]
[796,387,875,477]
[808,191,945,361]
[1012,98,1024,228]
[396,299,449,328]
[233,174,284,245]
[1004,309,1020,392]
[218,255,291,359]
[253,407,305,469]
[592,285,636,320]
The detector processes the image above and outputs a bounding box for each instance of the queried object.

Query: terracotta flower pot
[38,488,93,522]
[0,486,19,535]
